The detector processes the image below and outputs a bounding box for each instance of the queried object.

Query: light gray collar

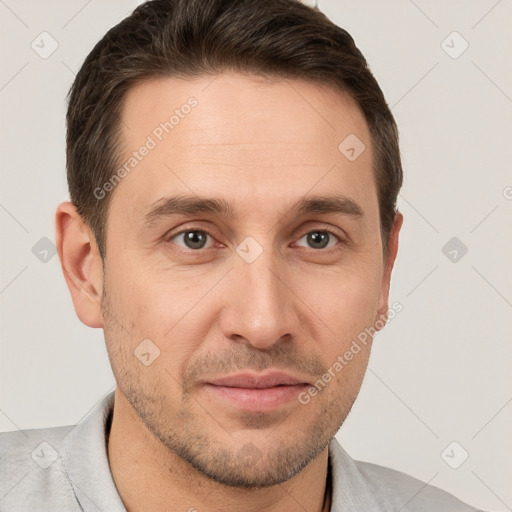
[62,390,380,511]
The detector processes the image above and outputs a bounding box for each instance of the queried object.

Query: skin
[55,71,402,512]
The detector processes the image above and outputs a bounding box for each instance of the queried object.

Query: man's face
[100,72,398,488]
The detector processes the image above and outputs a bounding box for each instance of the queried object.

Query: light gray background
[1,1,511,510]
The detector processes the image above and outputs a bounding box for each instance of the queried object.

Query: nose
[219,247,298,351]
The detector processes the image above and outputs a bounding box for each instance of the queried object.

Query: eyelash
[165,227,344,253]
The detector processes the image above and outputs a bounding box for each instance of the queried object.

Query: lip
[202,371,310,412]
[205,371,308,388]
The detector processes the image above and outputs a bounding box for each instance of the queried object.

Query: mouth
[202,371,310,412]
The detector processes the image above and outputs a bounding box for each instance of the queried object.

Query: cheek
[107,253,182,331]
[114,273,210,380]
[299,261,383,337]
[102,284,192,403]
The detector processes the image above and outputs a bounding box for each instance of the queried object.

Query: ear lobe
[375,212,403,327]
[55,201,105,328]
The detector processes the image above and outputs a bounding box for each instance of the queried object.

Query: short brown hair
[66,0,403,259]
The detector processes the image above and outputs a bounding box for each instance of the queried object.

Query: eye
[168,229,216,250]
[165,227,343,253]
[295,229,341,250]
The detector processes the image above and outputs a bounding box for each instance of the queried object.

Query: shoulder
[328,438,484,511]
[354,459,483,511]
[0,424,73,467]
[0,425,81,510]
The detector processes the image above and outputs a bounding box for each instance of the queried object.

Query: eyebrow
[142,193,364,227]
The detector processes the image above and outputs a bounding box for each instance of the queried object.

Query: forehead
[110,71,376,226]
[120,72,369,150]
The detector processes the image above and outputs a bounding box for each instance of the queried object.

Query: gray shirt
[0,391,482,511]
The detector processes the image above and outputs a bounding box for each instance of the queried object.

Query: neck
[107,389,332,512]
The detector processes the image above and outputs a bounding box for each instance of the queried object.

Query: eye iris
[308,231,330,249]
[184,231,207,249]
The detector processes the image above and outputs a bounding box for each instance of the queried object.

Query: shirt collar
[62,390,381,512]
[62,391,125,511]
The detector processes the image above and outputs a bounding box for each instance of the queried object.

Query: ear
[375,211,403,329]
[55,201,105,328]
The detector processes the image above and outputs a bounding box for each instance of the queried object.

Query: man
[0,0,483,510]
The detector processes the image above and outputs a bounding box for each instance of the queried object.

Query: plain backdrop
[1,1,511,511]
